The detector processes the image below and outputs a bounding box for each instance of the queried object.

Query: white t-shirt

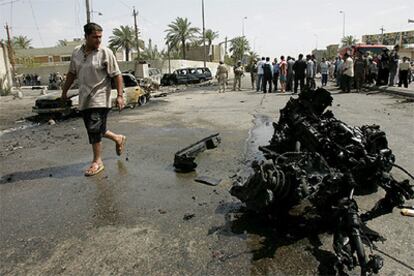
[343,57,354,77]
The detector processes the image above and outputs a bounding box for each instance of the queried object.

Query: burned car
[161,67,212,86]
[230,88,413,275]
[32,73,150,116]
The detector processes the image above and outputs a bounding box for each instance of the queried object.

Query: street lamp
[242,16,247,37]
[339,10,345,38]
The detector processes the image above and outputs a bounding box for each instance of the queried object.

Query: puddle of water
[244,114,274,164]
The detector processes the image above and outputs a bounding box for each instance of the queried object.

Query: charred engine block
[230,88,413,275]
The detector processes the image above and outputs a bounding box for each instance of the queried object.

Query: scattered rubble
[183,213,195,221]
[230,87,414,275]
[174,133,221,172]
[194,176,222,186]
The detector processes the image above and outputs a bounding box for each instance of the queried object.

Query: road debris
[183,213,195,221]
[174,133,221,172]
[230,87,414,276]
[400,208,414,217]
[194,176,222,186]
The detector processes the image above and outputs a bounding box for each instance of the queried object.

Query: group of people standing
[249,54,325,94]
[333,45,413,92]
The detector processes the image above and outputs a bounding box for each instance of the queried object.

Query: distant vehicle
[338,44,388,58]
[32,73,150,116]
[161,67,212,86]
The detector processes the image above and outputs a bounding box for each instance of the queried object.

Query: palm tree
[229,36,250,63]
[341,35,358,47]
[56,39,68,47]
[109,25,135,61]
[203,29,219,48]
[165,17,200,59]
[13,35,32,49]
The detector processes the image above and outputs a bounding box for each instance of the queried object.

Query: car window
[196,69,203,74]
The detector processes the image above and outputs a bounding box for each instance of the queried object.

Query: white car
[32,73,149,116]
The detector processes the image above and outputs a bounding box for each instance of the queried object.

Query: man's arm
[114,74,125,111]
[61,72,76,99]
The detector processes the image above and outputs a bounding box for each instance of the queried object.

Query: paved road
[1,82,413,275]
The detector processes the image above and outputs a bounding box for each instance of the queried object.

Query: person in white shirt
[256,57,265,92]
[342,53,354,93]
[398,57,410,88]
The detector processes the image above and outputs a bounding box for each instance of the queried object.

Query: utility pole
[380,26,385,44]
[201,0,207,67]
[4,23,15,82]
[85,0,91,23]
[133,7,140,61]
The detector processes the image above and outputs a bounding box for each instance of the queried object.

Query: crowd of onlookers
[20,73,41,86]
[247,45,413,94]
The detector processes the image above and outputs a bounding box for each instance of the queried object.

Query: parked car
[161,67,212,86]
[32,73,149,116]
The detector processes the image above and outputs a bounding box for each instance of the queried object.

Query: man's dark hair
[266,57,270,61]
[298,54,303,59]
[84,22,103,35]
[280,55,285,60]
[261,57,265,60]
[306,54,311,59]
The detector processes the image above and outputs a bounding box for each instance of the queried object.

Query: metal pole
[4,23,15,83]
[85,0,91,23]
[380,26,385,44]
[202,0,206,67]
[167,43,171,74]
[339,11,345,38]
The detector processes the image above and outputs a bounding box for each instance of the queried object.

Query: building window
[48,56,53,63]
[61,56,71,62]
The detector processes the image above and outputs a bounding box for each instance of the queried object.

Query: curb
[364,85,414,99]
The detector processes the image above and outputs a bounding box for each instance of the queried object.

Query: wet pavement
[1,83,413,275]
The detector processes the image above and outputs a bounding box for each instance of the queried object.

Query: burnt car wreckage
[230,88,414,275]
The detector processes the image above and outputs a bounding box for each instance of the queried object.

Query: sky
[1,0,413,57]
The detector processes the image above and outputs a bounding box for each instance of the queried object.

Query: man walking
[354,53,365,92]
[279,56,287,92]
[61,22,126,176]
[293,54,306,94]
[286,56,295,92]
[216,61,228,93]
[320,57,329,86]
[262,57,273,93]
[256,57,265,92]
[232,61,244,91]
[342,53,354,93]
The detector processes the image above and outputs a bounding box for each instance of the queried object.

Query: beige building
[362,30,414,59]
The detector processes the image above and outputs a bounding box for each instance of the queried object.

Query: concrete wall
[0,44,13,94]
[16,59,234,85]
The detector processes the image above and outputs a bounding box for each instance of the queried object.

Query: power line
[28,0,45,46]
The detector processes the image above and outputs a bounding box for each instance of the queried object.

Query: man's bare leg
[104,130,123,145]
[85,142,103,175]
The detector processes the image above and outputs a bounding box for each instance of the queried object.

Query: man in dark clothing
[262,57,273,93]
[389,44,400,86]
[354,53,365,92]
[377,49,390,85]
[293,54,306,94]
[286,56,295,91]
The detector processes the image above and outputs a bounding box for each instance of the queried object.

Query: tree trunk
[125,47,130,61]
[182,39,186,60]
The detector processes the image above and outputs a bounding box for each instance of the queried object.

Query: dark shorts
[82,108,110,144]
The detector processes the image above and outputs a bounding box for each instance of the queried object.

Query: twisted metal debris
[230,88,413,275]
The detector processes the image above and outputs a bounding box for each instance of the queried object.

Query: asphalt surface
[1,80,413,275]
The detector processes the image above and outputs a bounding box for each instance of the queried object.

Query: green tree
[109,25,135,61]
[13,35,32,49]
[229,36,250,63]
[341,35,358,47]
[141,39,162,61]
[165,17,200,59]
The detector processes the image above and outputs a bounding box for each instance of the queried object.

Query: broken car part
[174,133,221,172]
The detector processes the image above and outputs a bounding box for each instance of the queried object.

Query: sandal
[84,162,105,177]
[116,135,126,156]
